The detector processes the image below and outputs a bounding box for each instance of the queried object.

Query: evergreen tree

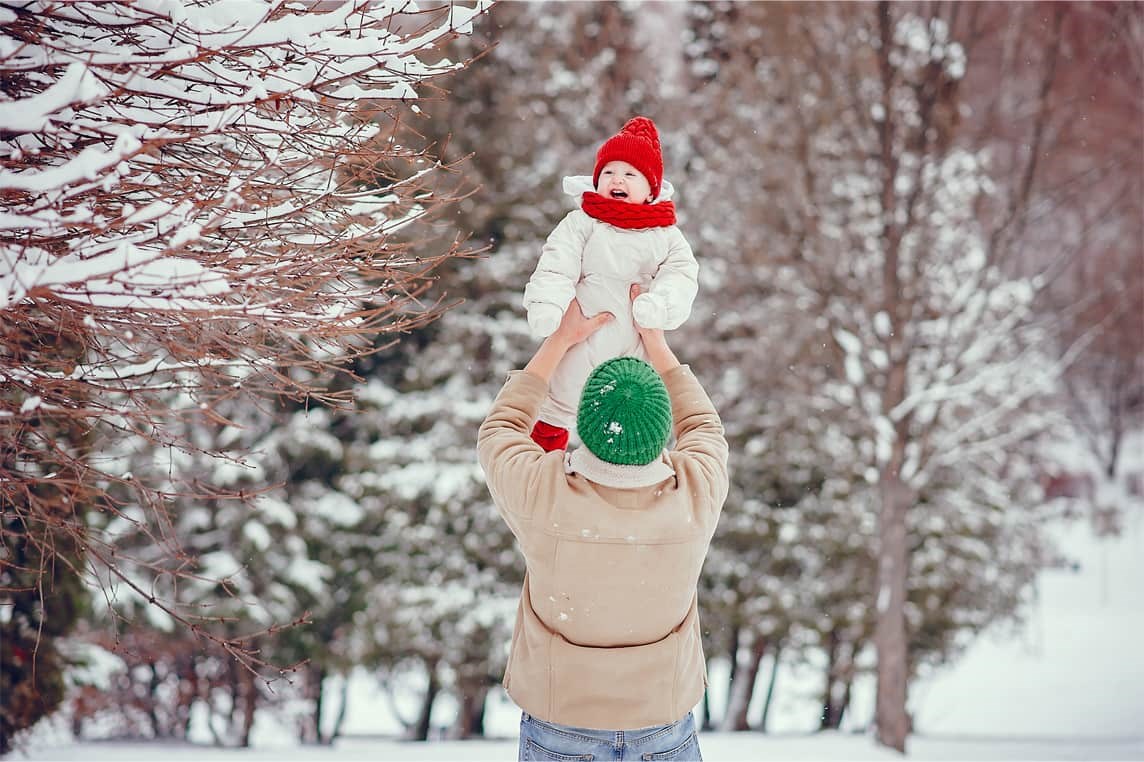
[340,0,668,736]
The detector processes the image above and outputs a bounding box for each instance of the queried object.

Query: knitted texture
[592,116,664,200]
[577,357,671,466]
[580,192,676,229]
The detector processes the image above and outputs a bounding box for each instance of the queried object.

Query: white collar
[565,446,675,489]
[562,175,676,203]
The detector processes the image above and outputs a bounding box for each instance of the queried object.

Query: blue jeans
[518,711,702,761]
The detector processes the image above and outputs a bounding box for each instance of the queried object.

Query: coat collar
[565,446,675,489]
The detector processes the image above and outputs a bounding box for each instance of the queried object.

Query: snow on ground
[11,733,1144,762]
[912,511,1144,739]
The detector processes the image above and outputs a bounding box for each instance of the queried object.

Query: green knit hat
[577,357,672,466]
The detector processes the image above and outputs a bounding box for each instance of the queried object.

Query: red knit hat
[592,116,664,200]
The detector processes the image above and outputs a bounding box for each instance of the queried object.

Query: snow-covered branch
[1,0,489,685]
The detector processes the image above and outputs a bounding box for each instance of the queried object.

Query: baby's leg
[544,341,592,428]
[531,322,646,451]
[530,419,569,452]
[529,340,596,451]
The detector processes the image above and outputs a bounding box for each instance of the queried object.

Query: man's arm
[523,301,613,382]
[630,285,729,519]
[478,300,613,522]
[630,284,681,375]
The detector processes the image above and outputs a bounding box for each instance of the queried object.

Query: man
[477,286,729,761]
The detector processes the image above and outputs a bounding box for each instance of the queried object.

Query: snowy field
[11,732,1144,762]
[13,508,1144,761]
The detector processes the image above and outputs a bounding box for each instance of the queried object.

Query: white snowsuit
[523,176,699,431]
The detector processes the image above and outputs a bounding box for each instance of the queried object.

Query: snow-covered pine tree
[676,0,885,732]
[0,1,488,749]
[338,0,666,737]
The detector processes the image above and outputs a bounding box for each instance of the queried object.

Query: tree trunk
[188,656,206,740]
[238,665,257,748]
[412,661,440,742]
[719,626,740,731]
[454,682,488,739]
[873,5,913,750]
[701,685,714,732]
[300,663,325,745]
[758,643,782,734]
[224,658,241,746]
[821,630,839,730]
[820,630,855,730]
[840,678,853,729]
[328,673,350,744]
[725,632,766,731]
[874,470,912,753]
[176,654,196,740]
[821,672,853,730]
[471,689,486,738]
[147,662,162,738]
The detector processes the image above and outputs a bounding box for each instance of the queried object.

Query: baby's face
[596,161,653,204]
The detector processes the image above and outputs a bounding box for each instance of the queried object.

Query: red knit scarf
[580,192,676,229]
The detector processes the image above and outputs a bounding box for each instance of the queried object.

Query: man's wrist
[523,333,572,382]
[647,344,680,374]
[544,334,574,354]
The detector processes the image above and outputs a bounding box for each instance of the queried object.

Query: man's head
[577,357,672,466]
[593,116,664,203]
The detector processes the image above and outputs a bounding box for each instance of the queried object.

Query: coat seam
[671,626,680,719]
[547,628,555,721]
[548,537,560,720]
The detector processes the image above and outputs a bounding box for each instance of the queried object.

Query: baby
[523,116,699,451]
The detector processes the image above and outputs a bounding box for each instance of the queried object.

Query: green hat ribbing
[577,357,672,466]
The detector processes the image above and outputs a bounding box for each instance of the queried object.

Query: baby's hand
[552,299,613,347]
[527,302,564,338]
[631,290,666,329]
[630,285,664,339]
[630,285,675,371]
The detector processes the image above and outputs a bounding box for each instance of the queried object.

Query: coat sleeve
[634,228,699,331]
[662,365,729,528]
[523,211,590,319]
[476,370,558,539]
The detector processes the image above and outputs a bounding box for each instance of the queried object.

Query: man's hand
[524,300,612,382]
[630,284,680,375]
[550,299,614,350]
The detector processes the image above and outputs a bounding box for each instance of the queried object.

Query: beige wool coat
[476,365,729,730]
